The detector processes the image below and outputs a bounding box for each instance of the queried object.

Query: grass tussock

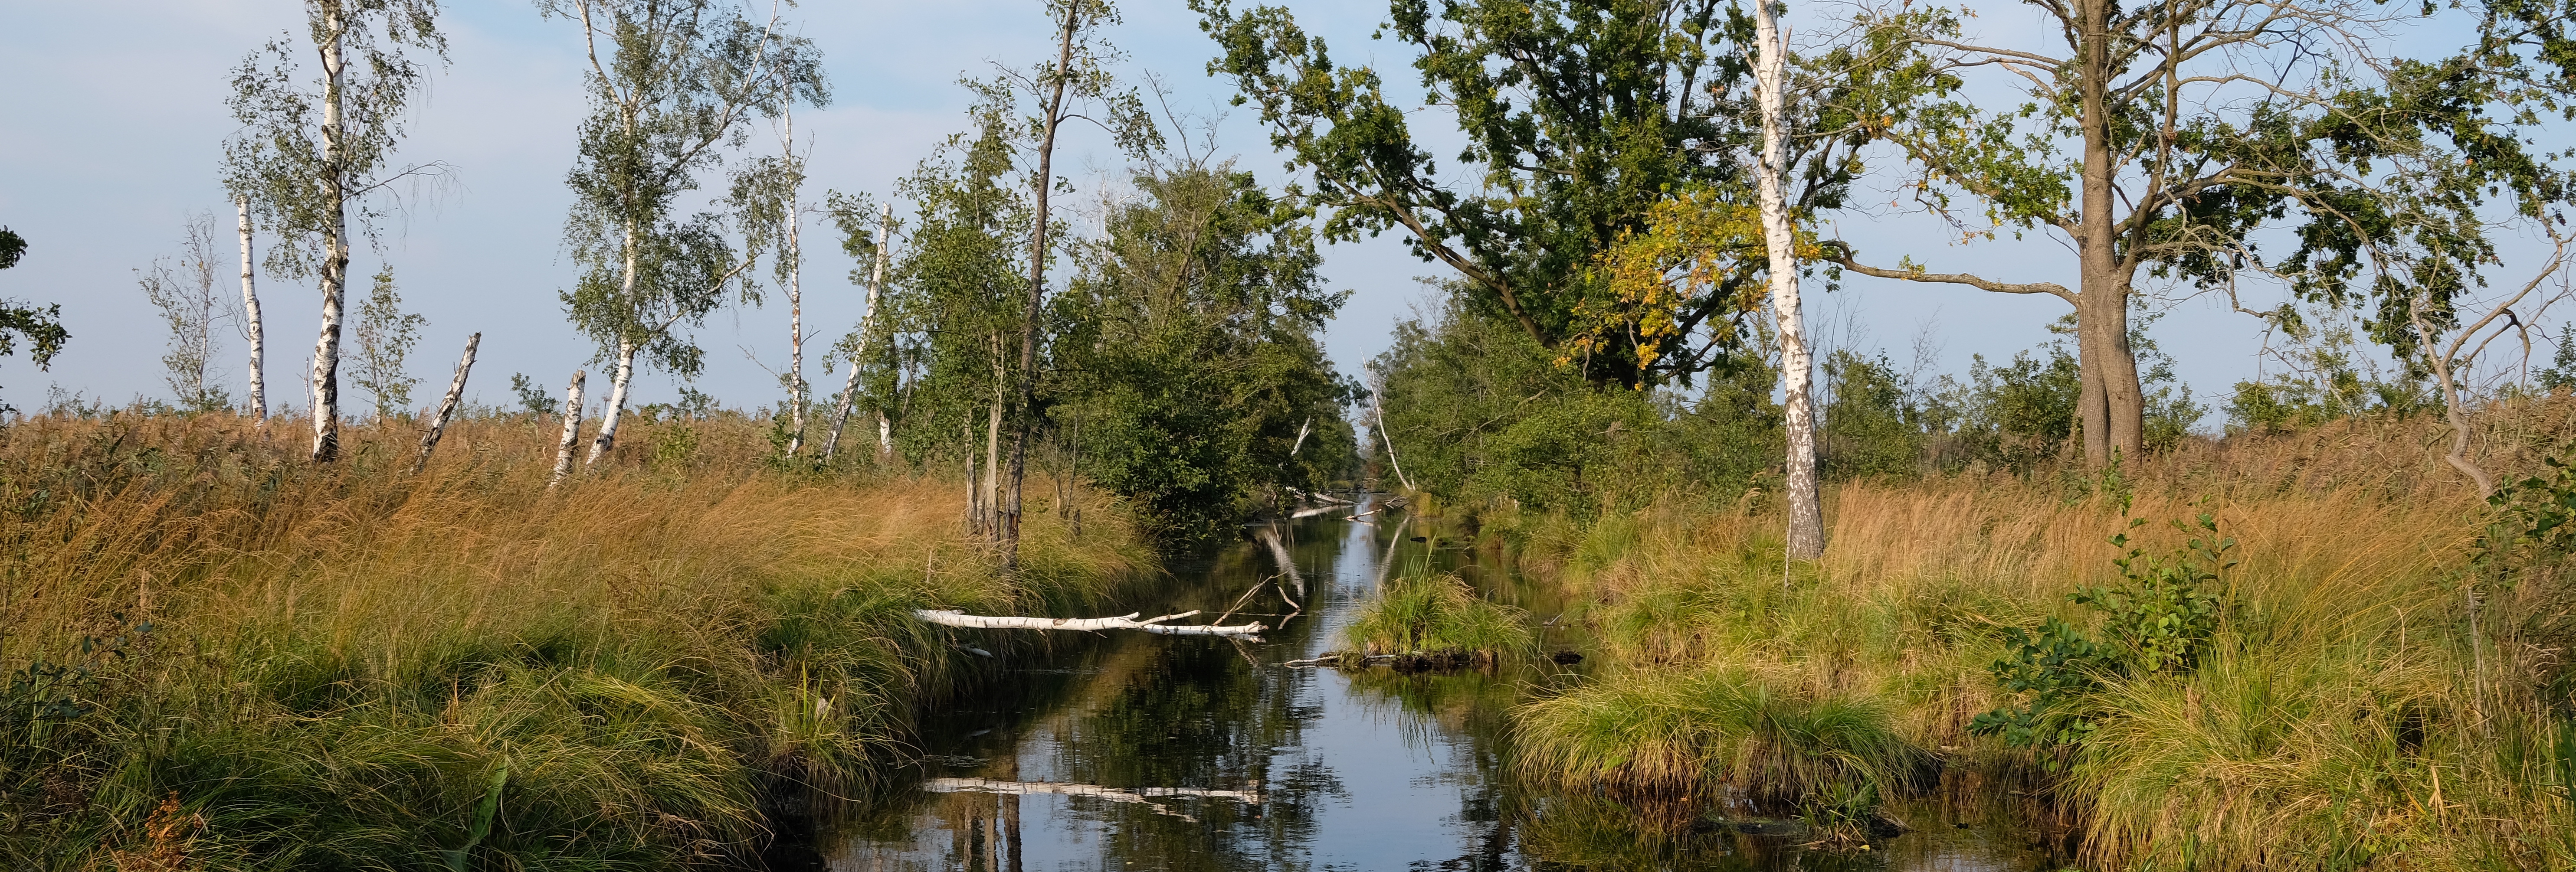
[0,411,1153,869]
[1341,571,1535,660]
[1495,399,2576,870]
[1513,667,1931,820]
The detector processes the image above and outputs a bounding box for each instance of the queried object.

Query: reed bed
[1502,402,2576,870]
[0,411,1153,870]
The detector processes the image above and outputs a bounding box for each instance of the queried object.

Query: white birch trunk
[551,369,586,488]
[877,411,891,460]
[781,109,807,456]
[1751,0,1823,562]
[413,332,478,472]
[823,203,893,461]
[236,195,266,425]
[1369,383,1414,493]
[587,340,637,466]
[912,608,1266,639]
[310,1,351,462]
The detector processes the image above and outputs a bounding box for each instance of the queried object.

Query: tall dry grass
[0,410,1153,870]
[1505,402,2576,870]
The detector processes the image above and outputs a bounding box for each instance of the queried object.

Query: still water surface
[814,509,2063,872]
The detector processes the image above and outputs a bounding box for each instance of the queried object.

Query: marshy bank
[0,412,1157,869]
[1436,405,2576,871]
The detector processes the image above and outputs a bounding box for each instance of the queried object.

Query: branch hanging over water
[912,609,1266,639]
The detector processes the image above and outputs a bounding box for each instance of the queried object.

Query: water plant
[1341,571,1535,660]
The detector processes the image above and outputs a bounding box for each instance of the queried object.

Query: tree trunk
[784,186,806,456]
[551,369,586,489]
[414,332,478,473]
[984,334,1005,541]
[964,422,982,534]
[1003,7,1085,568]
[1750,0,1822,562]
[877,411,892,461]
[823,203,893,462]
[2074,0,2145,463]
[587,340,637,466]
[310,0,351,463]
[236,195,266,427]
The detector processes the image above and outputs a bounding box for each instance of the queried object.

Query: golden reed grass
[0,410,1154,868]
[1507,399,2576,871]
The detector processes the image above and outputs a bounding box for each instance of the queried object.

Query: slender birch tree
[541,0,823,467]
[139,214,234,413]
[1747,0,1820,560]
[729,101,826,454]
[224,0,448,461]
[821,198,894,462]
[351,267,425,417]
[235,196,268,425]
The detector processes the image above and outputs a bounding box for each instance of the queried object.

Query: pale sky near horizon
[0,0,2546,425]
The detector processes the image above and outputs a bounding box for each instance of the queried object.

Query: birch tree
[138,214,234,413]
[728,101,826,454]
[820,196,894,462]
[1197,0,1819,388]
[1747,0,1819,560]
[224,0,448,461]
[541,0,823,466]
[351,267,424,417]
[235,196,268,425]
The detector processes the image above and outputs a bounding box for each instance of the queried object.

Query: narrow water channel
[813,508,2064,872]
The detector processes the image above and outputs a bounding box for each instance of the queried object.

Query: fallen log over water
[923,777,1263,822]
[912,609,1265,639]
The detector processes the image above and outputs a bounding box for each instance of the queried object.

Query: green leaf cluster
[1972,514,2235,750]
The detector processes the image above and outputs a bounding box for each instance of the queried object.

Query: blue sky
[0,0,2543,423]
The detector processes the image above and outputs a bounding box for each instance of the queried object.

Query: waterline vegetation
[0,412,1151,867]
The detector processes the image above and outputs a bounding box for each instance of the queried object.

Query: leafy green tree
[1052,163,1357,543]
[0,226,68,413]
[1198,0,1860,389]
[1815,0,2565,464]
[541,0,824,467]
[224,0,447,460]
[880,107,1033,533]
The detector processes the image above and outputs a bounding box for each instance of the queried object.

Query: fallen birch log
[913,609,1265,639]
[924,777,1263,822]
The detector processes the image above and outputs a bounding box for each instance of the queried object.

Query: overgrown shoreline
[0,412,1161,869]
[1350,403,2576,868]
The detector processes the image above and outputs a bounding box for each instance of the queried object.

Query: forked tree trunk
[413,332,478,473]
[236,195,267,426]
[1002,3,1087,568]
[550,369,586,489]
[1750,0,1822,562]
[309,0,351,463]
[588,340,638,466]
[823,203,894,462]
[2071,0,2144,463]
